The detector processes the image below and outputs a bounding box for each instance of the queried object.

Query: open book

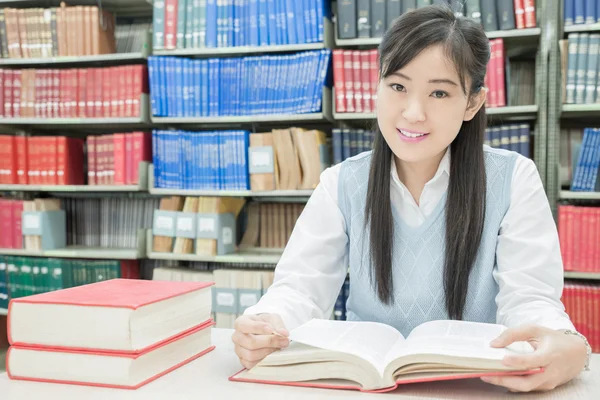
[230,319,542,393]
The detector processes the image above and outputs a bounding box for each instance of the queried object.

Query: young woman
[232,5,591,393]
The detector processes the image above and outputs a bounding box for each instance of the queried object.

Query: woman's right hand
[232,313,290,370]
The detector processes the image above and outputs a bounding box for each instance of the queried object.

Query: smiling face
[376,44,486,165]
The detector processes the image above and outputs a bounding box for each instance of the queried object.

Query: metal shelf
[154,43,326,57]
[332,105,538,121]
[147,250,282,264]
[0,52,149,67]
[564,24,600,33]
[561,104,600,118]
[564,272,600,281]
[560,191,600,200]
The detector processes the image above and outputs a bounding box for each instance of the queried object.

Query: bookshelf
[564,23,600,33]
[560,191,600,200]
[332,105,539,121]
[561,104,600,118]
[0,51,149,67]
[564,272,600,281]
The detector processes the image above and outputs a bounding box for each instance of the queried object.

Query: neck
[395,149,447,205]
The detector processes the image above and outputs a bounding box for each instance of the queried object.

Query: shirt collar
[390,148,451,194]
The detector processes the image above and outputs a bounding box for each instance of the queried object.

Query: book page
[385,320,534,364]
[289,319,404,375]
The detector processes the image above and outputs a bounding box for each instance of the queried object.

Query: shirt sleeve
[243,164,349,331]
[494,156,576,331]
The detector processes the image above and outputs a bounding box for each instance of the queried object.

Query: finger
[502,351,550,370]
[235,344,279,364]
[490,325,541,348]
[233,331,289,350]
[481,373,547,393]
[234,316,274,335]
[259,314,289,337]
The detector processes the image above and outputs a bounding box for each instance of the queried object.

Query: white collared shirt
[244,148,575,333]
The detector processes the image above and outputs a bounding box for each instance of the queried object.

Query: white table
[0,328,598,400]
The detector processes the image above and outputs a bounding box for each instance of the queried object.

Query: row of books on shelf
[0,66,148,119]
[564,0,600,26]
[0,197,158,251]
[561,33,600,105]
[570,128,600,191]
[154,0,328,51]
[562,283,600,353]
[332,128,375,164]
[0,6,116,59]
[559,205,600,272]
[483,123,531,158]
[153,128,328,191]
[0,256,140,309]
[148,50,331,117]
[337,0,536,40]
[5,278,215,389]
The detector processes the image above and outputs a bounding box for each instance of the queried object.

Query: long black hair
[365,5,489,320]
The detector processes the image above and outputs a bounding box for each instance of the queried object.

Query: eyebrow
[390,72,459,87]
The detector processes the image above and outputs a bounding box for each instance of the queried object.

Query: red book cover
[60,70,68,118]
[370,49,378,112]
[8,136,16,184]
[102,67,111,118]
[332,50,346,113]
[132,131,151,185]
[107,134,115,185]
[120,260,141,280]
[26,137,36,185]
[77,69,87,118]
[110,67,119,117]
[594,287,599,351]
[0,199,13,248]
[0,136,5,184]
[95,135,105,185]
[580,208,589,272]
[0,70,4,117]
[3,70,13,118]
[558,205,567,267]
[131,65,147,117]
[12,200,23,249]
[164,0,178,50]
[113,133,126,185]
[87,135,96,185]
[523,0,536,28]
[487,40,498,108]
[12,70,21,118]
[586,286,593,351]
[7,321,215,390]
[495,39,506,108]
[15,136,28,184]
[351,50,363,113]
[56,136,67,185]
[86,68,95,118]
[573,207,582,271]
[588,208,598,272]
[361,51,372,114]
[48,136,59,185]
[71,138,85,185]
[72,69,79,118]
[514,0,526,29]
[125,133,134,185]
[595,208,600,273]
[125,65,134,117]
[342,50,355,113]
[118,66,127,117]
[36,70,45,119]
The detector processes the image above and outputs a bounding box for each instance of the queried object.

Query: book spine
[164,0,178,49]
[523,0,536,27]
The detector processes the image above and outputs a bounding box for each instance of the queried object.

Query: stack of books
[6,278,215,389]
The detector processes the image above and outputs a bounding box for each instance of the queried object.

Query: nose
[401,99,426,124]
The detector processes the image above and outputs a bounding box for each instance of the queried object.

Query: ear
[463,87,488,121]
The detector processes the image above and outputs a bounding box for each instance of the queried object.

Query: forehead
[389,44,461,81]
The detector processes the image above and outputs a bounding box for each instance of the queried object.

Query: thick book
[8,278,214,352]
[230,319,542,393]
[7,319,215,389]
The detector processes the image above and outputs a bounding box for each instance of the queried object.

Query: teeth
[400,130,426,138]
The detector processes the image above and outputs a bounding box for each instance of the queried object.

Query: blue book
[572,128,592,190]
[332,129,343,164]
[267,0,277,45]
[285,0,298,45]
[175,58,184,117]
[318,0,330,42]
[233,0,241,46]
[293,0,306,44]
[206,0,218,47]
[597,0,600,22]
[201,60,209,117]
[575,0,585,24]
[193,60,202,116]
[586,0,596,24]
[565,0,575,25]
[148,57,159,116]
[182,58,192,117]
[183,131,193,190]
[257,0,268,45]
[275,0,284,45]
[209,59,220,116]
[303,0,313,43]
[242,130,250,189]
[249,0,259,46]
[158,57,168,117]
[152,130,160,187]
[310,0,317,44]
[167,57,177,117]
[342,128,350,161]
[228,0,235,47]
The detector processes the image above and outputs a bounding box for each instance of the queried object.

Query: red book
[523,0,536,28]
[0,199,13,248]
[495,39,506,107]
[12,200,23,249]
[513,0,526,29]
[15,136,28,184]
[77,69,88,118]
[125,133,134,185]
[361,51,372,113]
[3,70,13,118]
[229,319,542,393]
[132,131,151,185]
[370,49,378,113]
[332,50,346,113]
[69,137,85,185]
[342,50,355,112]
[164,0,178,49]
[87,135,96,185]
[12,70,21,118]
[8,279,214,352]
[102,67,111,118]
[351,50,363,113]
[113,133,126,185]
[131,65,148,118]
[125,66,134,117]
[56,136,67,185]
[118,66,127,117]
[0,69,4,117]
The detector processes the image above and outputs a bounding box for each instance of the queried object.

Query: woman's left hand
[480,324,588,392]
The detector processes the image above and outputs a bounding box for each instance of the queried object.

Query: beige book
[153,196,184,253]
[173,197,199,254]
[249,132,277,191]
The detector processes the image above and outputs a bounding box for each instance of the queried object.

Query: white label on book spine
[155,215,174,230]
[222,227,233,245]
[217,292,235,307]
[239,293,259,307]
[177,217,193,232]
[24,214,40,230]
[198,218,216,233]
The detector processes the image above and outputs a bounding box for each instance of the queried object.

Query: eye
[390,83,406,92]
[431,90,448,99]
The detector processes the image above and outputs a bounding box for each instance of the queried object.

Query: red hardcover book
[110,67,119,117]
[12,70,21,117]
[60,69,68,118]
[125,133,134,185]
[131,65,147,118]
[0,199,13,248]
[351,50,363,113]
[102,67,111,118]
[15,136,28,184]
[164,0,178,49]
[595,208,600,272]
[77,69,87,118]
[118,66,127,117]
[113,133,126,185]
[47,136,59,185]
[86,68,96,118]
[229,319,542,393]
[0,69,5,117]
[56,136,67,185]
[332,50,346,113]
[7,135,16,184]
[3,70,13,118]
[495,39,506,108]
[513,0,526,29]
[523,0,536,28]
[594,287,600,351]
[370,49,379,112]
[487,40,498,108]
[26,137,37,185]
[107,134,115,185]
[132,131,151,185]
[12,200,23,249]
[87,135,96,185]
[361,51,372,113]
[95,134,105,185]
[341,51,355,113]
[125,65,134,117]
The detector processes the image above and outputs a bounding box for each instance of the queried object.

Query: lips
[396,128,430,142]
